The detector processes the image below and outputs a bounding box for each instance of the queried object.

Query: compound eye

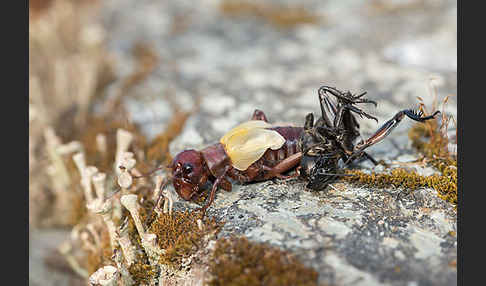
[182,163,193,175]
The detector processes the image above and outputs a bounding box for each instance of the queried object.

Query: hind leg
[251,109,269,122]
[344,109,440,165]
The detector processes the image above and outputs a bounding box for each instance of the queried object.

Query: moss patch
[407,100,457,205]
[344,92,457,206]
[148,210,222,270]
[128,252,158,285]
[343,167,457,204]
[207,236,319,286]
[114,209,222,284]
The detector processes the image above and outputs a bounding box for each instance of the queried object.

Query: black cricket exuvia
[298,85,440,190]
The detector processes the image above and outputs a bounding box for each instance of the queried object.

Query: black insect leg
[344,109,441,165]
[301,113,328,154]
[363,152,379,165]
[346,152,379,166]
[317,89,335,128]
[334,104,379,128]
[325,101,363,153]
[318,86,378,107]
[318,87,378,127]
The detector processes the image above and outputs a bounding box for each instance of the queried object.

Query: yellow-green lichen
[207,236,319,286]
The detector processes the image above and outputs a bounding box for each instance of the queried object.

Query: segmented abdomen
[227,126,304,183]
[262,127,303,165]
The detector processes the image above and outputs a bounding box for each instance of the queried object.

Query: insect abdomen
[263,127,303,163]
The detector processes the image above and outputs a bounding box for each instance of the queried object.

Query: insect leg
[219,178,232,192]
[304,113,314,130]
[345,151,379,166]
[363,152,379,165]
[318,86,378,106]
[345,109,440,165]
[262,152,302,180]
[317,87,337,128]
[197,166,230,215]
[251,109,269,122]
[334,104,378,128]
[318,86,378,128]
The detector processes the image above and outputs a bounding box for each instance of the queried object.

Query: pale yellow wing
[220,120,285,171]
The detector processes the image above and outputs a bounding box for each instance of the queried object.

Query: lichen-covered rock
[30,0,457,285]
[102,0,456,285]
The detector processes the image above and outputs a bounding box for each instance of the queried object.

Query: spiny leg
[317,88,336,128]
[319,86,373,125]
[318,87,378,164]
[344,109,440,165]
[335,104,378,126]
[318,86,378,127]
[318,86,378,107]
[320,95,364,153]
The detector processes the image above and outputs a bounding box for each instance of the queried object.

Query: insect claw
[356,98,377,107]
[404,109,440,122]
[362,112,378,123]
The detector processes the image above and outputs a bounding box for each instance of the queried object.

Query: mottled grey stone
[105,0,458,280]
[34,1,459,285]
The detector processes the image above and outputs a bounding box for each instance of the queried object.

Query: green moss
[128,251,158,284]
[344,100,457,206]
[343,167,457,205]
[207,236,319,286]
[407,112,457,205]
[148,210,222,270]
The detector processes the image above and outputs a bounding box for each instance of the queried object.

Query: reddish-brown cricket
[170,109,303,213]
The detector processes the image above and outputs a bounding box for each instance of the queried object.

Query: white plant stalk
[89,265,120,286]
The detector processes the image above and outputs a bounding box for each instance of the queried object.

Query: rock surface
[30,0,457,285]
